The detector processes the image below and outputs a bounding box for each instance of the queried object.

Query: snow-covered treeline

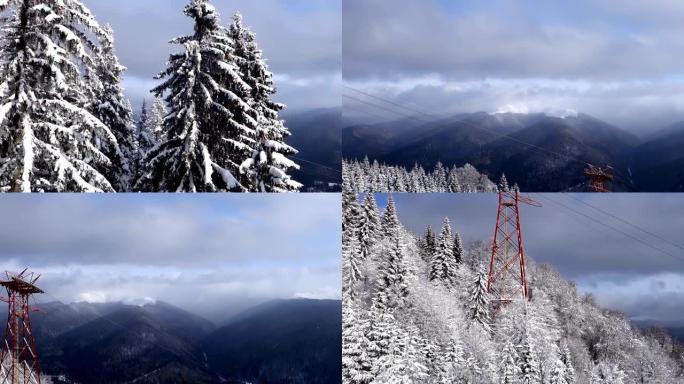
[0,0,300,192]
[342,192,684,383]
[343,159,497,193]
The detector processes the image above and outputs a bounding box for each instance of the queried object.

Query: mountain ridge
[343,111,684,191]
[0,298,341,384]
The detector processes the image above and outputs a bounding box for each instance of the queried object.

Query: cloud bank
[344,0,684,133]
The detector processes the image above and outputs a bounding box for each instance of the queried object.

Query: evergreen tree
[91,25,136,191]
[500,340,521,384]
[429,218,456,285]
[499,174,510,192]
[136,101,152,155]
[549,360,569,384]
[447,167,462,192]
[467,268,491,332]
[358,193,380,266]
[343,229,363,296]
[519,329,541,384]
[0,0,123,192]
[422,225,436,263]
[342,299,374,384]
[343,194,363,294]
[453,232,464,266]
[362,193,381,241]
[230,13,300,192]
[375,325,429,383]
[149,96,166,143]
[137,0,254,192]
[375,232,409,311]
[559,340,576,383]
[381,195,400,238]
[136,97,165,158]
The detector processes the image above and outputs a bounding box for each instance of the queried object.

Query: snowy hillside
[343,159,497,193]
[342,193,684,383]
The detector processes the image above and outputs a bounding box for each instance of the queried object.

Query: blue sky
[372,193,684,322]
[82,0,341,113]
[0,194,341,321]
[344,0,684,133]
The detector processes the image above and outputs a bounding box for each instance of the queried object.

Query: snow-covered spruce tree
[91,25,136,191]
[429,218,456,286]
[381,195,400,238]
[447,166,462,192]
[136,101,156,163]
[421,225,437,263]
[499,173,510,192]
[343,193,364,294]
[375,325,430,383]
[230,13,300,192]
[519,328,541,384]
[137,0,255,192]
[343,228,363,296]
[374,230,409,312]
[453,232,464,266]
[500,340,521,384]
[356,194,376,265]
[549,359,569,384]
[362,193,381,241]
[148,96,166,143]
[559,340,576,384]
[342,292,374,384]
[0,0,123,192]
[467,267,491,332]
[342,185,357,230]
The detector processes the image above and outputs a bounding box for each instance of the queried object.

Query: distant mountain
[42,302,217,384]
[202,299,342,384]
[284,108,342,192]
[633,319,684,343]
[628,121,684,191]
[0,299,341,384]
[343,112,648,191]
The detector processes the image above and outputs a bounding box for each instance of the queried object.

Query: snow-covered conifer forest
[343,159,498,193]
[342,193,684,383]
[0,0,300,192]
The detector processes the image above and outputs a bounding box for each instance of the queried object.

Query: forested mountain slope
[342,193,684,383]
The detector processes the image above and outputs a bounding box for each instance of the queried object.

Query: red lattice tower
[487,189,541,306]
[0,269,43,384]
[584,164,614,192]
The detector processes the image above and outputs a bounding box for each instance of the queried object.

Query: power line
[566,195,684,252]
[343,85,435,118]
[290,156,342,174]
[344,102,397,121]
[343,94,427,124]
[537,194,684,263]
[343,88,587,165]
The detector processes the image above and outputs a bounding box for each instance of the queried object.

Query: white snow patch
[544,108,579,119]
[490,104,529,115]
[77,291,108,303]
[491,105,579,119]
[123,296,157,306]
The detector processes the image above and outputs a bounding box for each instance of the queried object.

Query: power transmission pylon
[0,269,43,384]
[584,164,613,192]
[487,188,541,307]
